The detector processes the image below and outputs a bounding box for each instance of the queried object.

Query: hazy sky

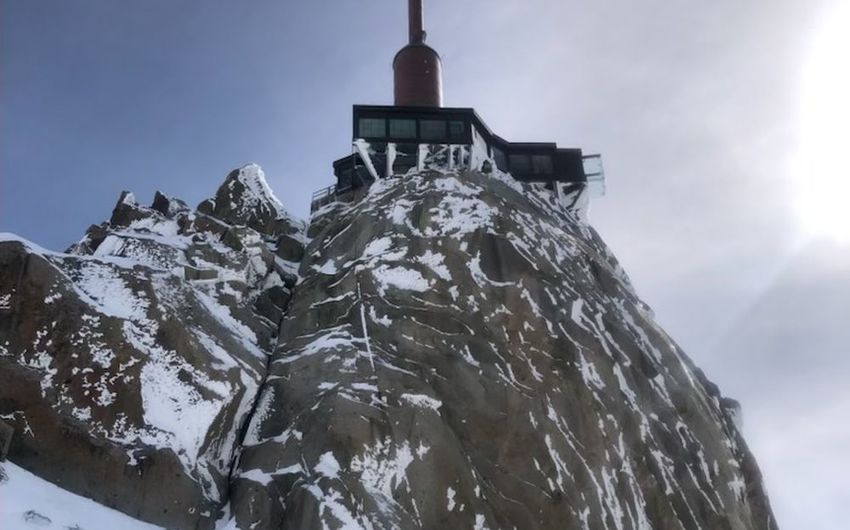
[2,1,848,528]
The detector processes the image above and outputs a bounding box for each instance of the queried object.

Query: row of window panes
[359,118,386,138]
[358,117,555,176]
[509,154,554,175]
[358,118,467,141]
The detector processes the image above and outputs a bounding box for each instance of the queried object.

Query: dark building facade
[311,0,604,213]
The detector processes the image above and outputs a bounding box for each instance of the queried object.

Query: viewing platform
[309,0,605,214]
[311,105,605,212]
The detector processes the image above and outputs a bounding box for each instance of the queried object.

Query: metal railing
[310,184,338,213]
[311,184,336,201]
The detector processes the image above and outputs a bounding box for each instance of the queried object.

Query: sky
[2,0,849,527]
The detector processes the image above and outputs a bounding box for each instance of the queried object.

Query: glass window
[389,119,417,139]
[420,120,447,141]
[493,148,508,171]
[531,155,554,175]
[338,169,352,190]
[358,118,386,138]
[448,121,466,141]
[509,154,532,174]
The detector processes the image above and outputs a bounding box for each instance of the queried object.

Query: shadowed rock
[0,165,305,530]
[0,420,12,461]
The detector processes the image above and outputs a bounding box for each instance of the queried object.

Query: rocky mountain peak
[0,166,310,529]
[0,165,777,530]
[198,163,303,240]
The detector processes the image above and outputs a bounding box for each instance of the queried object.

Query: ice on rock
[229,167,776,530]
[0,165,775,530]
[226,164,285,220]
[0,166,307,530]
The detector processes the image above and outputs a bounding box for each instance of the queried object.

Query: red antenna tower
[393,0,443,107]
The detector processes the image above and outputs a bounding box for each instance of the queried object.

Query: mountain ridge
[0,164,777,530]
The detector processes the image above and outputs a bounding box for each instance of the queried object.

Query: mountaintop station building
[311,0,604,212]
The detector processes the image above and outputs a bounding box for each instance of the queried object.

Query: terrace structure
[311,0,604,212]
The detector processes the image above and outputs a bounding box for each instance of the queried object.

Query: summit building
[311,0,605,212]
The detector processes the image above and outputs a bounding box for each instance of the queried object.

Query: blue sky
[2,1,849,528]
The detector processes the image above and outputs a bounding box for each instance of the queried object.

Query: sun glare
[796,3,850,243]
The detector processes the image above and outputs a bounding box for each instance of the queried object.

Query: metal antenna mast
[408,0,425,44]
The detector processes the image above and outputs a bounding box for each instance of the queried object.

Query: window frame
[509,154,532,174]
[531,154,554,175]
[420,119,447,142]
[448,121,466,142]
[389,118,418,140]
[358,118,386,139]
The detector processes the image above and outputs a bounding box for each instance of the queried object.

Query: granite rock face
[230,169,777,530]
[0,164,776,530]
[0,164,304,530]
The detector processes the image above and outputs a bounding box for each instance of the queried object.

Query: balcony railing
[310,184,337,213]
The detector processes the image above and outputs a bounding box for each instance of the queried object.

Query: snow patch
[0,463,163,530]
[400,393,442,411]
[416,250,452,281]
[350,439,415,504]
[315,452,342,480]
[372,265,430,296]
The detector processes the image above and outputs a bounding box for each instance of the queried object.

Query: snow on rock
[0,165,306,530]
[446,487,456,511]
[229,169,777,530]
[0,462,164,530]
[400,393,442,411]
[197,164,306,263]
[0,164,776,530]
[315,451,342,479]
[372,264,430,295]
